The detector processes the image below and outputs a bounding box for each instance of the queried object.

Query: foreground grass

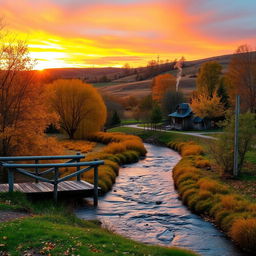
[0,193,197,256]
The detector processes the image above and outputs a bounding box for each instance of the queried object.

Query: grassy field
[0,193,198,256]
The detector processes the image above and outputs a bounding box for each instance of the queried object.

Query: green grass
[121,119,142,125]
[109,127,211,148]
[92,82,118,88]
[245,150,256,164]
[0,193,197,256]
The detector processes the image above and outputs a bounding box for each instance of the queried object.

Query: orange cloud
[1,0,255,69]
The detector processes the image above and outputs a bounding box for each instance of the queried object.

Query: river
[76,143,248,256]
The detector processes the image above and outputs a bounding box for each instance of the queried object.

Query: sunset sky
[1,0,255,70]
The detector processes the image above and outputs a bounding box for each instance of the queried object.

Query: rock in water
[156,229,175,243]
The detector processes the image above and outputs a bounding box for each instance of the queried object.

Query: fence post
[8,168,14,192]
[93,165,98,207]
[76,152,81,181]
[35,159,39,183]
[53,167,59,202]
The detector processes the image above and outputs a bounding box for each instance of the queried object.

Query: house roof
[168,103,192,118]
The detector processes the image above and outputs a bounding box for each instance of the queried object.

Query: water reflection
[76,144,248,256]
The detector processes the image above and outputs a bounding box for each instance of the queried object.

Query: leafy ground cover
[0,193,198,256]
[110,126,256,253]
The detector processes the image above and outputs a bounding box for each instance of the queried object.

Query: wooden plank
[58,182,73,191]
[40,182,54,192]
[69,181,87,190]
[0,184,8,192]
[0,180,98,194]
[64,181,80,190]
[80,180,94,189]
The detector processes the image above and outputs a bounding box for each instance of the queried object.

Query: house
[168,103,205,130]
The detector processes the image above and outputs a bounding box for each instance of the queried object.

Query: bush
[230,218,256,252]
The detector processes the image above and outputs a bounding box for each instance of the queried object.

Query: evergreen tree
[217,77,230,109]
[111,111,121,126]
[150,104,162,130]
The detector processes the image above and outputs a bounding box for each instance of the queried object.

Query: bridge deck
[0,180,94,194]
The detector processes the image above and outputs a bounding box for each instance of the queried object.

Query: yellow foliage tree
[152,73,176,102]
[191,93,225,119]
[196,61,222,96]
[48,79,106,139]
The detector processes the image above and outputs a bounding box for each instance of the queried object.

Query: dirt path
[123,124,218,140]
[0,210,30,222]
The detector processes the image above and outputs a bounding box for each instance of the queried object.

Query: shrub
[103,142,126,154]
[197,178,228,194]
[230,218,256,252]
[181,144,204,157]
[195,159,211,168]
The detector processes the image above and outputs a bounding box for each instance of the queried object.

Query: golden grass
[170,140,256,253]
[60,140,96,153]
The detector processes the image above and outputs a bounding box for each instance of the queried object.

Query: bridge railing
[0,154,104,205]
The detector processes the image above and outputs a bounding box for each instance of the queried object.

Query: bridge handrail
[1,160,104,169]
[0,154,85,161]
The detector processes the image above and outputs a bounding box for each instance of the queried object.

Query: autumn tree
[152,73,176,102]
[191,93,225,120]
[0,25,59,156]
[196,61,222,96]
[227,44,256,113]
[48,79,106,139]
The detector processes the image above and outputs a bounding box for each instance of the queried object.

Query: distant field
[98,76,196,99]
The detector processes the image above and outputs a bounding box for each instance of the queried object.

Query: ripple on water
[76,144,249,256]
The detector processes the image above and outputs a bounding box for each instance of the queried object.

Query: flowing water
[76,144,248,256]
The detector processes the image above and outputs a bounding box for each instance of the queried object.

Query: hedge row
[168,141,256,253]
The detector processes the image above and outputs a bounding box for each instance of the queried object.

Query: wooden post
[35,159,39,183]
[53,167,59,202]
[233,95,240,177]
[76,152,81,181]
[8,168,14,192]
[93,165,98,207]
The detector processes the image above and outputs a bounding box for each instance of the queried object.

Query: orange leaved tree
[0,34,58,156]
[48,79,106,139]
[152,74,176,102]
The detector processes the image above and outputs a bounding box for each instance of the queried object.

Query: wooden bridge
[0,154,104,206]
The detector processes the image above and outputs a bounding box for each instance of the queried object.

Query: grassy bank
[110,127,256,253]
[0,193,198,256]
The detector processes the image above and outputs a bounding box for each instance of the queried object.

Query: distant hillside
[41,52,241,99]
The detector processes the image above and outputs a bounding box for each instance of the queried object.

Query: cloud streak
[1,0,255,69]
